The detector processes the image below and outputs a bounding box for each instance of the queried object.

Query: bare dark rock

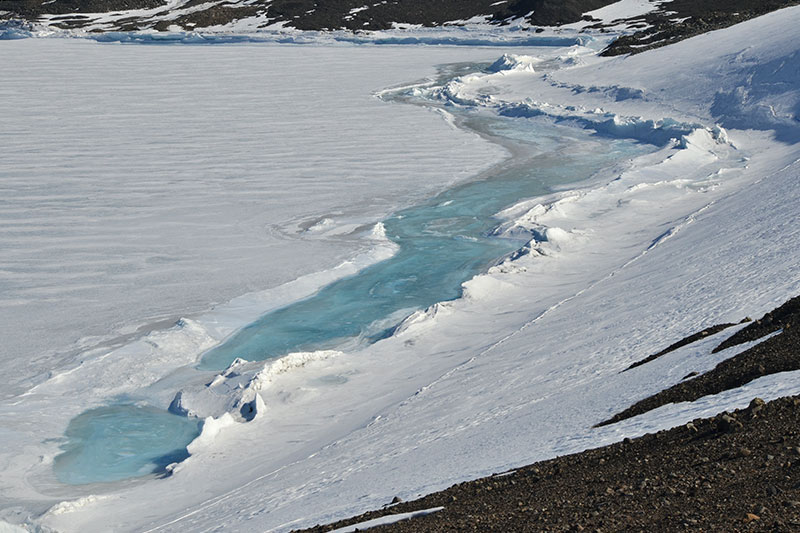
[748,397,766,418]
[294,395,800,532]
[598,295,800,428]
[717,413,743,433]
[0,0,619,31]
[624,322,738,372]
[601,0,800,56]
[713,296,800,353]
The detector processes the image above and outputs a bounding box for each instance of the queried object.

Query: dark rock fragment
[747,397,766,417]
[717,413,743,433]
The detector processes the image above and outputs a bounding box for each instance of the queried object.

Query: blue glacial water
[53,113,649,486]
[53,405,202,485]
[199,116,647,370]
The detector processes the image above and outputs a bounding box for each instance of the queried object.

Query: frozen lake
[51,107,646,486]
[0,39,506,397]
[199,115,646,370]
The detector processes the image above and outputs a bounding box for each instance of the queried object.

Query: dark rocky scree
[599,295,800,427]
[277,0,621,31]
[4,0,800,60]
[296,294,800,532]
[3,0,799,56]
[0,0,619,31]
[297,395,800,532]
[714,297,800,355]
[492,0,618,27]
[0,0,158,16]
[623,320,744,372]
[599,0,800,56]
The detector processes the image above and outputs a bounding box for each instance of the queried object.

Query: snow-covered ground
[2,3,800,532]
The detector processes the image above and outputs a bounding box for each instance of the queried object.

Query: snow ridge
[172,350,344,421]
[415,52,728,148]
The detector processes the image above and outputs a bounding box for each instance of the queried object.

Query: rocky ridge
[0,0,618,32]
[599,0,800,55]
[4,0,800,57]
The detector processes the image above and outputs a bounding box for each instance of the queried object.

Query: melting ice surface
[54,114,649,485]
[200,116,648,370]
[54,405,202,485]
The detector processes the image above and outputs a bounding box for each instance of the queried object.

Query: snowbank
[172,350,344,421]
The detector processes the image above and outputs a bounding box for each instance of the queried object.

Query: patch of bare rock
[297,395,800,532]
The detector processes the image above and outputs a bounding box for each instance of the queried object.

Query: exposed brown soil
[296,395,800,532]
[599,295,800,427]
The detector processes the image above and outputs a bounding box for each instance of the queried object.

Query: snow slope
[3,4,800,533]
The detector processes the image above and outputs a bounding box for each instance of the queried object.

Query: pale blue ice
[54,405,202,485]
[54,115,647,485]
[199,118,645,370]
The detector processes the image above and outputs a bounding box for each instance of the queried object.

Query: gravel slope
[296,295,800,532]
[298,395,800,532]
